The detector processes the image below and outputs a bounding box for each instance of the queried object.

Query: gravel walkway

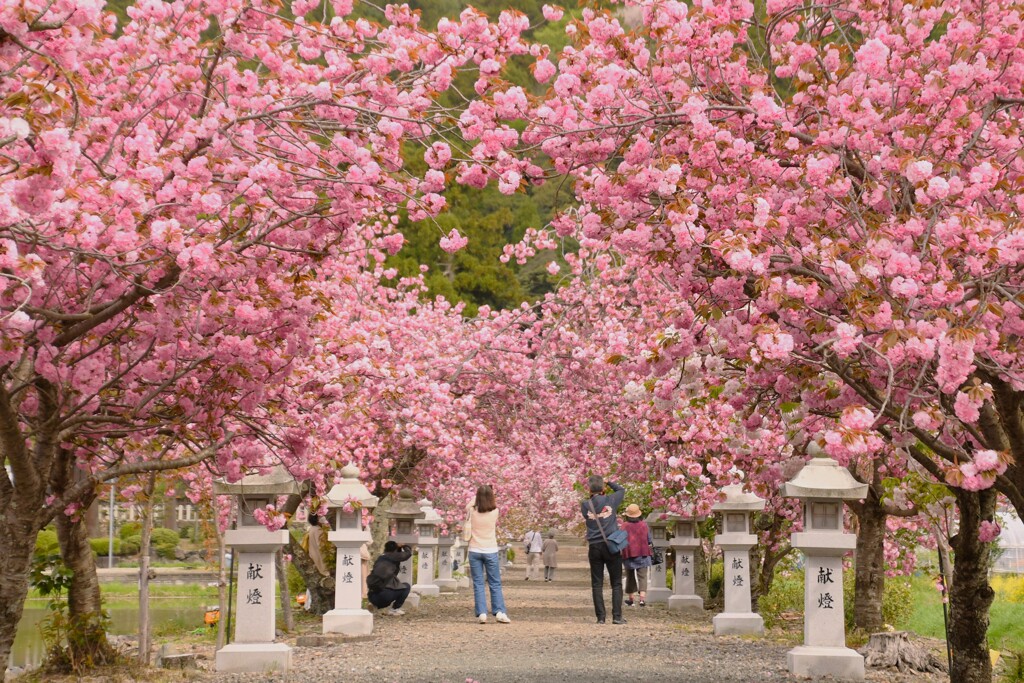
[201,564,945,683]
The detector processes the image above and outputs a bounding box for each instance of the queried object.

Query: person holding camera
[464,484,511,624]
[581,475,626,624]
[366,541,413,615]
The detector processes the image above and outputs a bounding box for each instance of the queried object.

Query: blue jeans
[469,551,506,616]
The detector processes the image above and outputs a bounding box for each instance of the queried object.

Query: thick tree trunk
[0,509,40,674]
[853,490,887,632]
[947,488,997,683]
[279,493,334,616]
[55,509,104,625]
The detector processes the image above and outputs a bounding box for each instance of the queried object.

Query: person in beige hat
[620,503,654,607]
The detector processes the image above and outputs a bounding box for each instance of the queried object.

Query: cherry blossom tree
[465,1,1024,679]
[0,0,532,669]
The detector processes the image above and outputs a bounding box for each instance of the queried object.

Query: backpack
[366,554,399,593]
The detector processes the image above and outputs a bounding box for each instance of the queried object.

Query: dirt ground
[194,563,947,683]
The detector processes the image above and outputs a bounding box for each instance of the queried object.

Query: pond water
[11,601,205,670]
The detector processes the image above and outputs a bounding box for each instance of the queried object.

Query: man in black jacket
[366,541,413,615]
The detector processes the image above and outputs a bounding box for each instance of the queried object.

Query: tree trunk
[947,488,997,683]
[138,475,156,665]
[276,550,293,632]
[0,508,41,674]
[55,506,104,625]
[853,489,887,632]
[862,631,947,673]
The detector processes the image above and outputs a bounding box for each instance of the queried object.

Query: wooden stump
[861,631,947,673]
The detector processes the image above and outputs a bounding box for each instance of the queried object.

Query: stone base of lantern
[412,583,439,597]
[216,643,291,673]
[434,578,457,592]
[403,592,421,609]
[787,645,864,681]
[322,608,373,636]
[713,612,764,636]
[645,587,672,604]
[456,576,471,589]
[667,594,704,613]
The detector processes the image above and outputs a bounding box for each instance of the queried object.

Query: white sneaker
[495,612,511,624]
[478,613,487,624]
[386,607,406,616]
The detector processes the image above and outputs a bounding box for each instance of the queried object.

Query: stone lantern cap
[416,498,442,524]
[712,483,766,512]
[212,465,299,496]
[645,510,671,528]
[782,456,868,501]
[324,464,379,509]
[668,509,706,522]
[384,489,425,520]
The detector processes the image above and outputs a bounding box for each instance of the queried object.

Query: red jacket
[620,519,652,559]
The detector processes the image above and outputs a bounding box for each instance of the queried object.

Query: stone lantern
[712,483,766,636]
[434,516,458,593]
[645,510,673,604]
[782,450,868,681]
[412,498,441,597]
[322,465,378,635]
[668,510,705,613]
[213,466,298,673]
[384,489,424,608]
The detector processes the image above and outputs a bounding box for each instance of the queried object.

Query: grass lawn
[898,574,1024,652]
[27,582,219,603]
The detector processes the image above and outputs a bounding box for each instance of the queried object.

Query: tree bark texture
[852,489,887,632]
[947,488,997,683]
[862,631,947,673]
[0,507,40,674]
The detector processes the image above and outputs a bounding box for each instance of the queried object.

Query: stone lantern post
[712,484,766,636]
[384,489,424,609]
[213,467,298,673]
[645,511,673,604]
[412,498,441,597]
[668,511,705,613]
[434,521,458,593]
[322,465,379,635]
[782,450,868,681]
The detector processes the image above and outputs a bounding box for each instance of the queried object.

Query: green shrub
[758,571,804,630]
[150,528,179,559]
[707,561,724,599]
[121,535,141,556]
[89,537,121,556]
[882,577,913,627]
[287,563,306,597]
[35,529,60,556]
[118,522,141,540]
[179,527,191,540]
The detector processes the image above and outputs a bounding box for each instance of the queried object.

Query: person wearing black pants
[580,475,627,624]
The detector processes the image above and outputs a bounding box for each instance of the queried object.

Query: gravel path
[200,563,946,683]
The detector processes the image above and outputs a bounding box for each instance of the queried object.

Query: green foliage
[29,553,119,673]
[899,574,1024,651]
[1000,651,1024,683]
[150,527,180,559]
[35,529,59,557]
[758,571,803,630]
[882,578,914,627]
[287,562,306,597]
[120,535,141,556]
[89,537,122,556]
[707,560,724,599]
[118,522,141,540]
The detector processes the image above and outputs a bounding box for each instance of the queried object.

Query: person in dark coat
[366,541,413,615]
[580,475,626,624]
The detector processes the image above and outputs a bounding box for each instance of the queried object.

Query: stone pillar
[212,468,297,674]
[322,534,373,634]
[388,531,421,609]
[668,541,702,612]
[217,529,292,672]
[412,499,440,597]
[712,485,765,636]
[783,453,867,681]
[645,511,672,604]
[434,533,457,592]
